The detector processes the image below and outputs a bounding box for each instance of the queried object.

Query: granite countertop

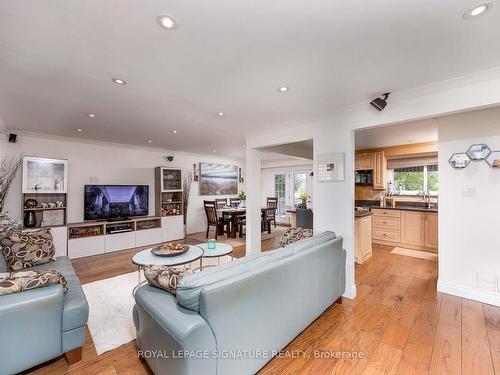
[355,211,373,218]
[373,205,438,213]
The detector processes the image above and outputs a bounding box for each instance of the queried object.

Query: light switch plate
[462,187,476,198]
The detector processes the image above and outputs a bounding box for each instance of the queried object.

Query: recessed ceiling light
[243,144,246,148]
[156,14,178,29]
[148,139,152,143]
[212,149,216,153]
[112,78,127,85]
[278,86,289,92]
[463,2,493,18]
[172,130,178,134]
[218,112,225,116]
[87,113,96,118]
[76,128,83,132]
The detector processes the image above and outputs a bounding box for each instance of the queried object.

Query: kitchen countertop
[364,205,438,213]
[355,211,373,218]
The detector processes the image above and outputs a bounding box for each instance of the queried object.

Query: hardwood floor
[24,242,500,375]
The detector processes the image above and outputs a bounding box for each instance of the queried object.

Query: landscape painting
[199,163,238,195]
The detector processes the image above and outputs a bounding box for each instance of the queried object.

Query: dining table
[217,206,276,238]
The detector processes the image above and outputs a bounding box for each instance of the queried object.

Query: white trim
[343,283,357,299]
[437,280,500,307]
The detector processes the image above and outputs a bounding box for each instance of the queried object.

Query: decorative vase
[24,211,37,228]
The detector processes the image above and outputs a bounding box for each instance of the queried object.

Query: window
[392,165,438,194]
[274,174,286,218]
[293,172,307,205]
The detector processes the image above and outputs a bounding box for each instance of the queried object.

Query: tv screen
[84,185,149,221]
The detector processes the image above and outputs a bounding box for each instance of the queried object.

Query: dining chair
[230,198,241,208]
[204,200,230,240]
[215,198,228,208]
[266,197,278,228]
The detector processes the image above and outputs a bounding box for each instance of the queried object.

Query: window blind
[387,155,438,169]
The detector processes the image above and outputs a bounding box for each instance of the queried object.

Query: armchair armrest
[0,285,64,375]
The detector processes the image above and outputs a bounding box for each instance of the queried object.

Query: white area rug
[82,255,233,355]
[391,247,438,261]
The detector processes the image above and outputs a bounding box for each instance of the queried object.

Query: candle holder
[208,239,216,250]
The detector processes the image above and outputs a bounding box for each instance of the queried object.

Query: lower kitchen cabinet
[372,209,438,252]
[355,215,373,264]
[400,211,425,247]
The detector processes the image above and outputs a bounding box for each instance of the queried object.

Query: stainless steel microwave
[355,170,373,185]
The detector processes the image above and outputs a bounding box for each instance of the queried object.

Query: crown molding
[0,129,244,162]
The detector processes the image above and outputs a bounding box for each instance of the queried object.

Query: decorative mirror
[448,153,471,169]
[466,144,491,160]
[485,151,500,168]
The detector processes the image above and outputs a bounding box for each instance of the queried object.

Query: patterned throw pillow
[0,229,55,271]
[144,265,193,294]
[279,227,314,247]
[0,269,67,296]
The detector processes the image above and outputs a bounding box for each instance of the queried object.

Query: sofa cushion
[32,256,89,331]
[177,247,295,312]
[1,229,55,271]
[144,265,193,294]
[0,269,67,296]
[278,227,314,247]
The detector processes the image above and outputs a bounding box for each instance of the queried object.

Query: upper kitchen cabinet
[355,152,373,170]
[372,151,387,190]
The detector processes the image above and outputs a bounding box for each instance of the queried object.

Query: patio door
[274,173,287,224]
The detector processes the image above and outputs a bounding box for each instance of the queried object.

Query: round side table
[197,242,234,267]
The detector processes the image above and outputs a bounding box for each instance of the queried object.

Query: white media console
[61,215,184,259]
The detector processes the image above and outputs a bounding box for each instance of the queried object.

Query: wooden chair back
[229,198,241,208]
[266,197,278,219]
[204,200,219,225]
[215,198,228,208]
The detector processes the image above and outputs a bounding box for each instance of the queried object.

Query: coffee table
[132,245,204,291]
[197,242,234,267]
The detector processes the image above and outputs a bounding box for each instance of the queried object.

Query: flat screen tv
[84,185,149,221]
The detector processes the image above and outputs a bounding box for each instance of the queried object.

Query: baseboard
[437,280,500,307]
[343,284,357,299]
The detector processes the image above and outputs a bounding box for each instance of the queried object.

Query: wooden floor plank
[484,303,500,375]
[461,299,495,375]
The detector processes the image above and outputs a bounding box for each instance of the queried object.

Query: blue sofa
[0,255,89,375]
[133,231,345,375]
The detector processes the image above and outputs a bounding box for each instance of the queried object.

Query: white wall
[246,66,500,302]
[0,134,244,234]
[437,107,500,306]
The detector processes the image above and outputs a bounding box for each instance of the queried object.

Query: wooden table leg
[230,215,238,238]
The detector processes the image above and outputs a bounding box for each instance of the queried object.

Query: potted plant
[298,192,310,209]
[238,191,247,207]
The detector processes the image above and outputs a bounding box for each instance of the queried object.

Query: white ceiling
[1,0,499,158]
[355,118,438,149]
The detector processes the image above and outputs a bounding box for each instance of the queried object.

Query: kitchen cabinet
[355,153,373,170]
[372,151,387,190]
[355,215,372,264]
[400,211,425,247]
[424,213,438,251]
[372,209,438,252]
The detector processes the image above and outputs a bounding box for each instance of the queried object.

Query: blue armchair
[0,255,89,375]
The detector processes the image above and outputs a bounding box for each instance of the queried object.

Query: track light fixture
[370,93,390,111]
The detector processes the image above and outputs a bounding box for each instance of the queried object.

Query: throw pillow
[144,265,193,294]
[0,269,67,296]
[279,227,314,247]
[0,229,55,271]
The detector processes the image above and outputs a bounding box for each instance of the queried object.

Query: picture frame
[199,163,238,195]
[317,153,344,182]
[22,157,68,193]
